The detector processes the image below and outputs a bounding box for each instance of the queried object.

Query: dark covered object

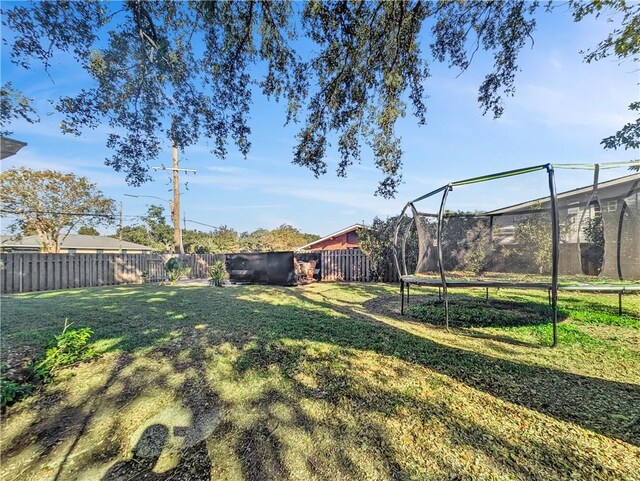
[226,252,295,285]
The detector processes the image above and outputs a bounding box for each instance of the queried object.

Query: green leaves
[165,257,191,285]
[0,379,33,407]
[208,260,229,287]
[35,325,95,381]
[0,167,116,252]
[0,82,39,136]
[2,1,637,196]
[601,102,640,157]
[1,320,96,407]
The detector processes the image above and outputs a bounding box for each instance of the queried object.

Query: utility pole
[171,145,182,255]
[152,147,196,255]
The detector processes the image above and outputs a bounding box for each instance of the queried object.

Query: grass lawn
[1,282,639,480]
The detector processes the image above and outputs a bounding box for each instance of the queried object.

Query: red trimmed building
[296,224,363,251]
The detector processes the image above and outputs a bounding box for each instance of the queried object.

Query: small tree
[142,205,173,252]
[360,216,417,281]
[512,213,553,274]
[209,226,240,253]
[115,225,153,248]
[239,228,270,252]
[0,168,115,252]
[582,213,605,275]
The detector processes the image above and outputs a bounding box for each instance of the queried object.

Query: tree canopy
[116,210,319,253]
[77,226,100,236]
[0,167,116,252]
[116,204,172,251]
[2,1,638,196]
[359,215,417,281]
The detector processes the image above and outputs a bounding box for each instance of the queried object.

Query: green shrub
[0,379,33,406]
[34,321,96,381]
[208,260,229,287]
[165,257,191,285]
[2,320,96,407]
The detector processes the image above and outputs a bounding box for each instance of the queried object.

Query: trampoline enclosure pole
[437,185,452,330]
[547,166,560,348]
[393,204,410,278]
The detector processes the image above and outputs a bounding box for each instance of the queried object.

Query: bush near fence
[0,249,396,294]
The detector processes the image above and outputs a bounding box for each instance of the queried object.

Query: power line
[1,209,143,219]
[185,218,218,229]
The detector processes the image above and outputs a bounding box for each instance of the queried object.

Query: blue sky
[1,4,638,237]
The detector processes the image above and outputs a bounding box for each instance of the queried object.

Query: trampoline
[393,161,640,346]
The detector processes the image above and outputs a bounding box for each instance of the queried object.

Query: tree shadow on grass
[101,422,213,481]
[2,284,639,480]
[231,339,632,480]
[279,287,639,446]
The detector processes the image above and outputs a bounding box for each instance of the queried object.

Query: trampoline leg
[485,287,489,303]
[619,292,622,316]
[548,288,551,306]
[438,286,442,301]
[400,280,405,315]
[444,298,450,332]
[407,283,410,308]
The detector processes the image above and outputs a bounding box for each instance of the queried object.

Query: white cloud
[205,166,252,174]
[264,186,401,216]
[1,150,129,188]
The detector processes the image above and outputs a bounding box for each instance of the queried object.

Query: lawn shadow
[2,283,639,480]
[280,286,640,446]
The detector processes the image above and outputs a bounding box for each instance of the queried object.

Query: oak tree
[2,1,637,195]
[0,167,116,252]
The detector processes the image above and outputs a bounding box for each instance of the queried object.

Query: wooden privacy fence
[0,253,224,294]
[320,249,399,282]
[1,250,399,293]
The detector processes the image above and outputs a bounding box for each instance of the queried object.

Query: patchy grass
[0,283,639,480]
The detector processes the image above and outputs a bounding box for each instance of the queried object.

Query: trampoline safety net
[397,163,640,284]
[394,161,640,346]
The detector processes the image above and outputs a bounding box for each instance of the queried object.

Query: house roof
[295,224,363,251]
[0,234,154,251]
[0,136,27,159]
[487,173,640,215]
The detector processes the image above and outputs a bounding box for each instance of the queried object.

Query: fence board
[316,249,397,283]
[4,254,13,293]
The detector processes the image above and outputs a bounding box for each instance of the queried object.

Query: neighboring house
[296,224,363,251]
[487,173,639,279]
[0,234,154,254]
